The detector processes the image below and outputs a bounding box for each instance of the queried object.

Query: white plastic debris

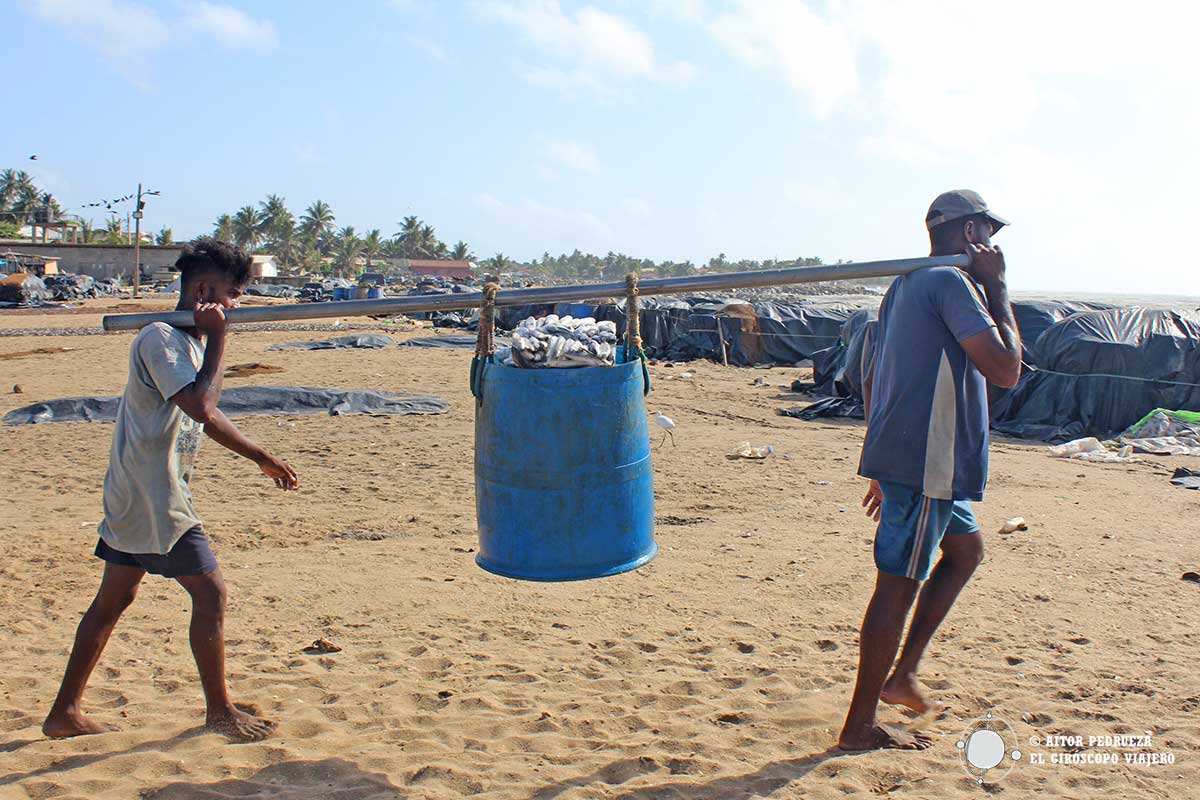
[999,517,1028,534]
[728,441,774,459]
[496,315,619,368]
[1047,437,1105,457]
[1047,438,1134,463]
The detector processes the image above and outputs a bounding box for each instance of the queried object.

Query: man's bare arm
[202,408,298,489]
[168,303,298,490]
[960,244,1022,388]
[171,303,227,423]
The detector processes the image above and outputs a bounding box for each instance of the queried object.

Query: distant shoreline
[1010,291,1200,313]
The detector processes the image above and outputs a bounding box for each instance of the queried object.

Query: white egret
[654,411,676,449]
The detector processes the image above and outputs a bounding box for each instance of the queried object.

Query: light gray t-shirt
[98,322,206,554]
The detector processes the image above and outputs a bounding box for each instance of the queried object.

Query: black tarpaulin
[592,297,859,365]
[399,335,511,349]
[1011,300,1115,366]
[267,334,395,350]
[4,386,448,425]
[990,308,1200,442]
[246,284,298,298]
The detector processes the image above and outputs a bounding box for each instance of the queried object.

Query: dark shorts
[95,527,218,578]
[874,482,980,581]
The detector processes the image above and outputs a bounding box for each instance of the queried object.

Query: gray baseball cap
[925,189,1009,233]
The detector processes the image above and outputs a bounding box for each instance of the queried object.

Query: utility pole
[132,183,144,298]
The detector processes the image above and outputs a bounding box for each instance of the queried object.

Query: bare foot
[881,673,930,713]
[206,703,276,742]
[42,709,119,738]
[838,722,933,751]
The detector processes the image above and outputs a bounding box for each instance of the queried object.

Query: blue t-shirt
[858,267,996,501]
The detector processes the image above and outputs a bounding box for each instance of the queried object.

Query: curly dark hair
[175,237,252,288]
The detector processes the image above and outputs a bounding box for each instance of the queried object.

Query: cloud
[184,2,277,49]
[25,0,276,86]
[704,0,857,117]
[292,143,320,164]
[473,0,696,95]
[646,0,708,23]
[622,197,651,218]
[26,0,170,85]
[406,35,449,63]
[475,193,612,246]
[545,139,601,174]
[658,0,1198,292]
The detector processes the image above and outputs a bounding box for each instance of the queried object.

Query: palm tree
[362,228,384,267]
[0,169,18,217]
[486,253,508,273]
[155,226,173,245]
[296,233,323,273]
[104,216,124,244]
[39,192,62,218]
[300,200,335,252]
[419,223,440,257]
[80,218,95,244]
[450,241,473,261]
[5,173,40,224]
[393,215,422,258]
[270,214,298,268]
[333,232,362,276]
[259,194,288,241]
[232,205,263,251]
[213,214,234,243]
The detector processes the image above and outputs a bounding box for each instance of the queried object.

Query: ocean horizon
[1011,290,1200,314]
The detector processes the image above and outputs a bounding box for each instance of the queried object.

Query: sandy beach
[1,298,1197,799]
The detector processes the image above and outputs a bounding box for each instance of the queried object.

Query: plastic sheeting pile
[268,334,394,351]
[3,386,448,425]
[0,273,50,307]
[498,315,619,368]
[1119,408,1200,456]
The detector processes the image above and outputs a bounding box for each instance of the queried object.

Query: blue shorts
[94,527,218,578]
[874,482,979,581]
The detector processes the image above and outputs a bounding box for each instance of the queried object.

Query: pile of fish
[497,314,620,368]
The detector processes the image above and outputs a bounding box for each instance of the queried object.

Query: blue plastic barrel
[332,287,353,301]
[554,302,596,319]
[474,357,656,581]
[367,287,383,299]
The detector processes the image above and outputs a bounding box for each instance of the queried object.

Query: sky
[2,0,1197,295]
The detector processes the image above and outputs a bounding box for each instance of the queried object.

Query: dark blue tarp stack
[780,308,878,421]
[593,297,857,365]
[990,308,1200,442]
[783,300,1200,441]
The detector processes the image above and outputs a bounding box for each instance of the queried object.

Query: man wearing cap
[838,190,1022,751]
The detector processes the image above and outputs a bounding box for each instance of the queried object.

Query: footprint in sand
[714,712,748,725]
[667,758,702,775]
[735,642,755,654]
[815,640,839,652]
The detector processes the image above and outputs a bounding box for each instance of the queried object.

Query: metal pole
[132,183,142,299]
[102,254,969,332]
